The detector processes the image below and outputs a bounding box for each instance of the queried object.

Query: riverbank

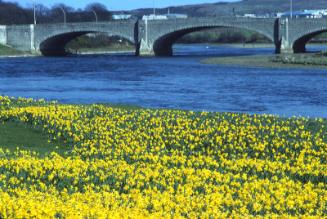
[0,53,38,58]
[0,44,135,57]
[203,53,327,69]
[75,50,134,55]
[215,43,327,49]
[0,44,30,57]
[67,45,135,55]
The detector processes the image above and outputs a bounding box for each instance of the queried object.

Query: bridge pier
[278,18,294,54]
[138,39,155,56]
[279,38,294,54]
[0,25,7,45]
[137,19,156,56]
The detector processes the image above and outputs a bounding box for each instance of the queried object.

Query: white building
[243,14,256,18]
[303,9,327,17]
[278,9,327,19]
[112,14,132,20]
[142,14,168,20]
[276,13,284,18]
[166,13,188,19]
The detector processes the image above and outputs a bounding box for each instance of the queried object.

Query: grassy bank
[0,43,134,57]
[204,43,327,68]
[67,34,134,55]
[0,44,27,56]
[69,44,135,54]
[271,53,327,66]
[0,95,326,217]
[203,53,327,69]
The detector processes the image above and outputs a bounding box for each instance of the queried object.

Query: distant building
[166,13,188,19]
[142,8,188,20]
[278,9,327,18]
[243,14,256,18]
[276,12,284,18]
[303,9,327,17]
[164,8,187,19]
[112,14,132,20]
[242,13,274,18]
[142,14,168,20]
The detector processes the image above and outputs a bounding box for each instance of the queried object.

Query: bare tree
[85,3,112,21]
[0,1,31,24]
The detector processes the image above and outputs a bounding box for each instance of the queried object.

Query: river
[0,44,326,118]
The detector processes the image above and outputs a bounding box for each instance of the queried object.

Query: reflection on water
[0,44,326,118]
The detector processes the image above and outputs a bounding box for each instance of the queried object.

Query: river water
[0,44,326,118]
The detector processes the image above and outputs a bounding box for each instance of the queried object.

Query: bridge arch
[141,18,277,56]
[39,31,135,56]
[292,28,327,53]
[153,25,275,56]
[34,22,136,56]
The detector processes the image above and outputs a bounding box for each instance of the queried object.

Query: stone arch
[152,24,275,56]
[292,28,327,53]
[39,31,135,56]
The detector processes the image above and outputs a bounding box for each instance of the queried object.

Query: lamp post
[58,6,67,24]
[290,0,293,19]
[91,10,98,23]
[153,0,156,16]
[31,0,36,25]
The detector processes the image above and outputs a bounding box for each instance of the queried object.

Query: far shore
[0,49,135,58]
[210,42,327,48]
[0,43,135,58]
[211,43,275,48]
[74,50,135,55]
[0,54,36,58]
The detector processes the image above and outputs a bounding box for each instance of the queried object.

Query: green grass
[202,55,327,69]
[0,121,67,156]
[100,103,142,110]
[0,44,25,56]
[67,45,135,54]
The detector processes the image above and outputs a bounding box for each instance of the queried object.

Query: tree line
[0,1,112,25]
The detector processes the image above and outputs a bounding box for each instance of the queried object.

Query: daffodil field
[0,95,326,218]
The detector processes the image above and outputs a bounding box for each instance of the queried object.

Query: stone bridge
[0,17,326,56]
[138,17,278,56]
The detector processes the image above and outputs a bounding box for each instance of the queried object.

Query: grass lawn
[0,121,67,156]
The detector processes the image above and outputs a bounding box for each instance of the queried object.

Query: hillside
[129,0,327,17]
